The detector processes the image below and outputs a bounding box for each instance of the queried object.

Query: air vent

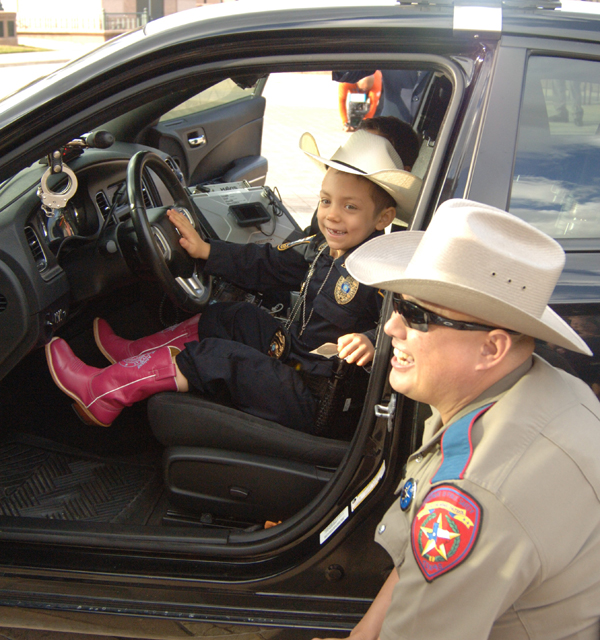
[95,191,111,218]
[0,293,6,313]
[24,226,47,273]
[141,179,153,209]
[165,157,184,183]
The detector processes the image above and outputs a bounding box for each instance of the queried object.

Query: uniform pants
[176,302,318,433]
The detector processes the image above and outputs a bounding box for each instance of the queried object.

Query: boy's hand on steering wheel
[167,208,211,260]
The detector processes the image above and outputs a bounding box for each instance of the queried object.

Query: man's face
[317,169,391,257]
[384,296,487,415]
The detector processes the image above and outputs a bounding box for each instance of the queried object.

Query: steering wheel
[127,150,212,312]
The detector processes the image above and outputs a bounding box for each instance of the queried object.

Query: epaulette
[277,235,316,251]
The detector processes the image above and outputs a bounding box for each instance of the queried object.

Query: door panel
[154,91,267,187]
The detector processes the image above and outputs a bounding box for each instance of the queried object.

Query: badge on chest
[335,275,359,304]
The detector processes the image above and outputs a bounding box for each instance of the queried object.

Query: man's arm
[314,569,398,640]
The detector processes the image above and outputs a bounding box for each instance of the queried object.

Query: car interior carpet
[0,434,163,524]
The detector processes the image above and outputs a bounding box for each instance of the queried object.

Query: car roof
[142,0,600,41]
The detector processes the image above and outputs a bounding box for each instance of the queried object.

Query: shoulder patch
[277,235,315,251]
[412,484,482,582]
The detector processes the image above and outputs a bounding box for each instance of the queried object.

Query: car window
[160,78,257,122]
[509,56,600,239]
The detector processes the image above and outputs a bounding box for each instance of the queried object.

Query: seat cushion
[148,392,350,468]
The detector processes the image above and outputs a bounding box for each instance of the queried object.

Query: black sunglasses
[391,293,518,334]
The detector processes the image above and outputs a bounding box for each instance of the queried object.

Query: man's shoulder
[526,354,600,419]
[467,355,600,495]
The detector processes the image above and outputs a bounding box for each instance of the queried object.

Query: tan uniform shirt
[377,355,600,639]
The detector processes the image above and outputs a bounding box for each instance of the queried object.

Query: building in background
[1,0,235,44]
[0,1,17,46]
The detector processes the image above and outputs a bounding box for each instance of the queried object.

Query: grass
[0,44,48,54]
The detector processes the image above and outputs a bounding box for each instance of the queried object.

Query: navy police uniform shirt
[204,233,383,376]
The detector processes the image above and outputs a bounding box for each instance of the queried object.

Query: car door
[151,76,268,187]
[464,33,600,396]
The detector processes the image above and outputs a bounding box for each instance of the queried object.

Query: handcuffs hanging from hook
[37,149,79,246]
[37,131,115,218]
[36,132,115,246]
[37,149,78,218]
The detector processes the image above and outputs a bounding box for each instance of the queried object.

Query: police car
[1,0,599,636]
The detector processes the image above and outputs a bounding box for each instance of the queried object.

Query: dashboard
[0,141,302,381]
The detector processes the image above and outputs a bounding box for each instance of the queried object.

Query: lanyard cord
[285,244,335,337]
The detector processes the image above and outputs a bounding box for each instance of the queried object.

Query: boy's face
[317,169,394,257]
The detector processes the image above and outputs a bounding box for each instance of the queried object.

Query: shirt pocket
[312,289,376,333]
[312,295,357,331]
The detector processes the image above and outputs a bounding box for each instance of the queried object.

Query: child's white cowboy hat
[345,198,592,355]
[300,130,422,222]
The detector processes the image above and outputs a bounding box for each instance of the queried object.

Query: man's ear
[476,331,513,371]
[376,206,397,230]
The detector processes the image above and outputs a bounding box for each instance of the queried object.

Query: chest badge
[335,276,359,305]
[399,478,416,511]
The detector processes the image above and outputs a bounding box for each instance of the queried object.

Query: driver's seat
[148,392,353,523]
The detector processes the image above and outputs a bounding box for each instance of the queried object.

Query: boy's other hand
[167,208,211,260]
[337,333,374,366]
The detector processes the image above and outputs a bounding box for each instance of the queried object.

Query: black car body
[1,0,600,635]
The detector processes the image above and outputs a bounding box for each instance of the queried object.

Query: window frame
[468,35,600,252]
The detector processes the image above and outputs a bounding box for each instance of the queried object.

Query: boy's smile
[317,169,395,258]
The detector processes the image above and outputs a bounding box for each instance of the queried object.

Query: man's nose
[384,311,408,339]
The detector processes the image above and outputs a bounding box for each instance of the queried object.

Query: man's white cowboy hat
[300,130,422,222]
[345,198,592,355]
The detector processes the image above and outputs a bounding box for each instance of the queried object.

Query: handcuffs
[37,149,78,217]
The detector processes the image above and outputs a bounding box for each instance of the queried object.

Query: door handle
[375,393,397,432]
[188,133,206,148]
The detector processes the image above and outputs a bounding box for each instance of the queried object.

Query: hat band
[331,160,367,174]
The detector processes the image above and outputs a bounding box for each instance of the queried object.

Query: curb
[0,56,72,66]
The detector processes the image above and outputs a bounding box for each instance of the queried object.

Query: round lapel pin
[400,478,416,511]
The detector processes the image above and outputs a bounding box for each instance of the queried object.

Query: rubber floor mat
[0,438,162,524]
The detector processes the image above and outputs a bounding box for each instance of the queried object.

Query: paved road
[0,41,350,640]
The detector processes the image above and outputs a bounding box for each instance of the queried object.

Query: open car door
[150,77,268,187]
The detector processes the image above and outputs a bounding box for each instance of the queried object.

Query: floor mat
[0,437,163,524]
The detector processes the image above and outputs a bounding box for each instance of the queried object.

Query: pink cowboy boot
[45,338,180,427]
[93,314,200,364]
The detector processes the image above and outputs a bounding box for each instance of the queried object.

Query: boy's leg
[94,315,200,364]
[196,301,284,353]
[93,300,274,364]
[176,338,318,433]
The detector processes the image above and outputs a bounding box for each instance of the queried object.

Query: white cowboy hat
[345,198,592,355]
[299,130,422,223]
